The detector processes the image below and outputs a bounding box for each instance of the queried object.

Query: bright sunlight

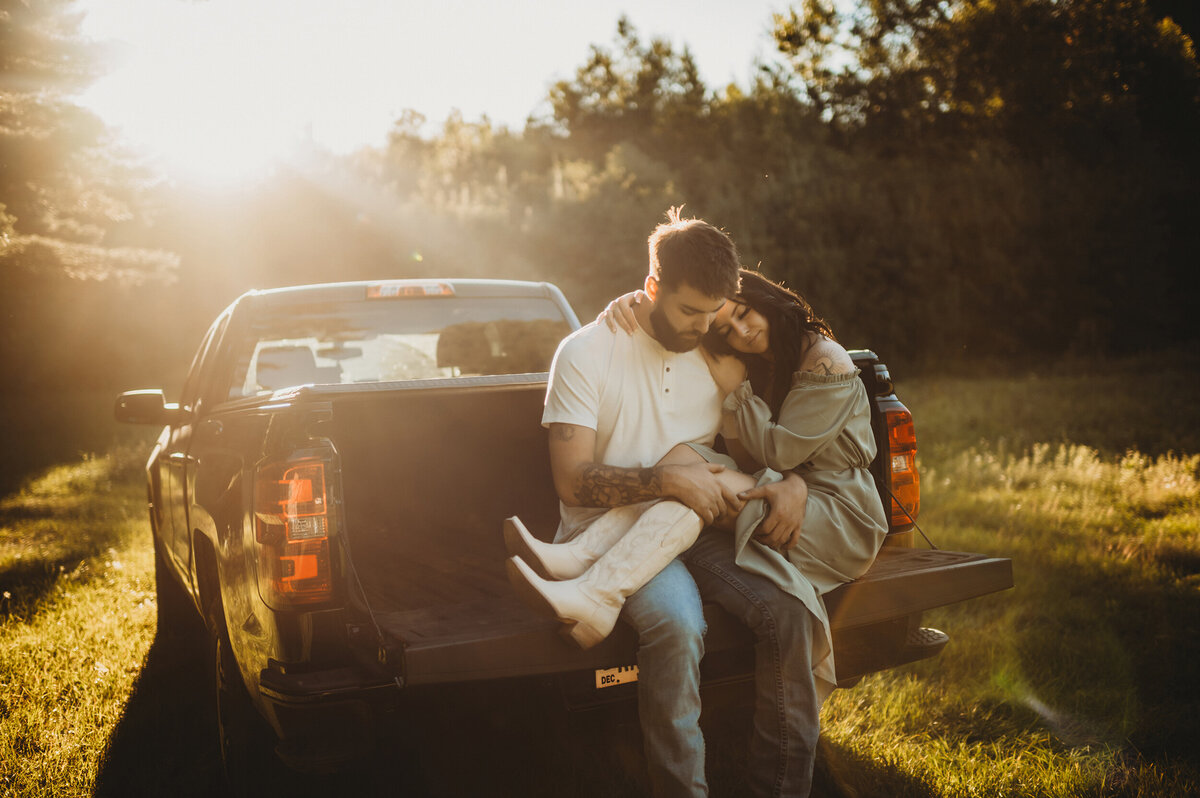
[79,1,408,185]
[77,0,780,187]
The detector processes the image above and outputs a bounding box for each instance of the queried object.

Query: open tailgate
[370,547,1013,687]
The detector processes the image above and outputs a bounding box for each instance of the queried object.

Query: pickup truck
[115,278,1013,787]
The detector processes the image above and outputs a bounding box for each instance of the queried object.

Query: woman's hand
[702,349,747,396]
[740,472,808,551]
[597,290,644,334]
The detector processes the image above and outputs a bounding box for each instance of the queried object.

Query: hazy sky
[77,0,790,182]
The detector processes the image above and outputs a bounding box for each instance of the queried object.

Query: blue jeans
[684,529,820,798]
[622,557,708,798]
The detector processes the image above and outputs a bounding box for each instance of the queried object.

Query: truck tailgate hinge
[346,622,405,687]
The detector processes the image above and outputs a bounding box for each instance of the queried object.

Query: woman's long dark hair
[704,269,836,419]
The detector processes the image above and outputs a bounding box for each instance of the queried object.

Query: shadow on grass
[1009,562,1200,774]
[91,617,937,797]
[0,514,132,622]
[815,739,938,798]
[0,557,99,621]
[1091,579,1200,768]
[702,679,936,798]
[91,603,638,797]
[92,609,225,798]
[0,451,149,621]
[0,508,131,621]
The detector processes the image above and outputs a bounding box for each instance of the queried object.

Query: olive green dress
[689,369,889,694]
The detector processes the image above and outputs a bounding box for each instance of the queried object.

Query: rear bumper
[258,664,396,704]
[257,665,398,770]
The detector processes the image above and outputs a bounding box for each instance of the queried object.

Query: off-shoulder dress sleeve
[723,369,864,471]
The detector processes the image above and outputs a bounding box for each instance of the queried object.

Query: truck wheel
[214,630,278,796]
[153,535,194,636]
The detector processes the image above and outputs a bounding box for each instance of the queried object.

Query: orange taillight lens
[885,407,920,527]
[255,458,335,607]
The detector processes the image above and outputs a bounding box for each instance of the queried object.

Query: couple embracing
[504,208,889,797]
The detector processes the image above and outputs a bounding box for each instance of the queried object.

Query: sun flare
[79,0,395,186]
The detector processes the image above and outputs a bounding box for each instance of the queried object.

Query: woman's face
[713,299,770,355]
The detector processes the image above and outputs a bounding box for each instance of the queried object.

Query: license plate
[594,665,639,689]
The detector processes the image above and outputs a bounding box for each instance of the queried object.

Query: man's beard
[649,306,703,353]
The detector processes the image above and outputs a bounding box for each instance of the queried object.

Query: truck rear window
[226,296,571,399]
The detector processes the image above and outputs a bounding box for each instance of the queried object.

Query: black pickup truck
[115,279,1012,784]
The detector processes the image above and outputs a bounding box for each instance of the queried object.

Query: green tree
[547,16,709,163]
[0,0,176,281]
[0,0,183,394]
[773,0,1200,153]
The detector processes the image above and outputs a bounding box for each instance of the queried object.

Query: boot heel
[508,557,614,650]
[561,620,604,650]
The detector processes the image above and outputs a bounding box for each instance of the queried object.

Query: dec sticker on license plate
[595,665,639,689]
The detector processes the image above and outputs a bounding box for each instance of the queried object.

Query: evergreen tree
[0,0,176,281]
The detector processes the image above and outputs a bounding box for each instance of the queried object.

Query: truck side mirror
[114,390,188,425]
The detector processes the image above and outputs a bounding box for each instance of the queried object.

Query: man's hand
[738,472,808,551]
[660,462,742,525]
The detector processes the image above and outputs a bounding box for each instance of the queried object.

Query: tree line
[2,0,1197,397]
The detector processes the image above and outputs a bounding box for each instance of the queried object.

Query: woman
[506,269,888,681]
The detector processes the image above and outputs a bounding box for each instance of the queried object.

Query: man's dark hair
[648,207,741,299]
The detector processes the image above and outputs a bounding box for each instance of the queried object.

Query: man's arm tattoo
[552,425,577,441]
[575,464,662,507]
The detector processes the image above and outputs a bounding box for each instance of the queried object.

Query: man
[511,208,819,796]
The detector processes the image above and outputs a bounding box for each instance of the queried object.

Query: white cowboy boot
[506,501,702,649]
[502,504,642,580]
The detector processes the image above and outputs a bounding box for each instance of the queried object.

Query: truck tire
[214,619,281,795]
[192,538,283,795]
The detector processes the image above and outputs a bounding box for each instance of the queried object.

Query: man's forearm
[569,463,665,507]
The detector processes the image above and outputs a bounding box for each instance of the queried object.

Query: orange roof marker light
[367,281,455,299]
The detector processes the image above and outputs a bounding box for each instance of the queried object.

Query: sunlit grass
[0,449,157,798]
[820,436,1200,796]
[1,452,131,563]
[930,444,1200,583]
[1,363,1198,795]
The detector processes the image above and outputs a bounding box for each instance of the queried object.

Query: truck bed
[326,376,1011,688]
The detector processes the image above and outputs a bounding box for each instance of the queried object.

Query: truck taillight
[885,406,920,527]
[254,456,336,607]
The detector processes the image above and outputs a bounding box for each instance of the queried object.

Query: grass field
[1,355,1198,796]
[0,390,159,498]
[0,447,165,796]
